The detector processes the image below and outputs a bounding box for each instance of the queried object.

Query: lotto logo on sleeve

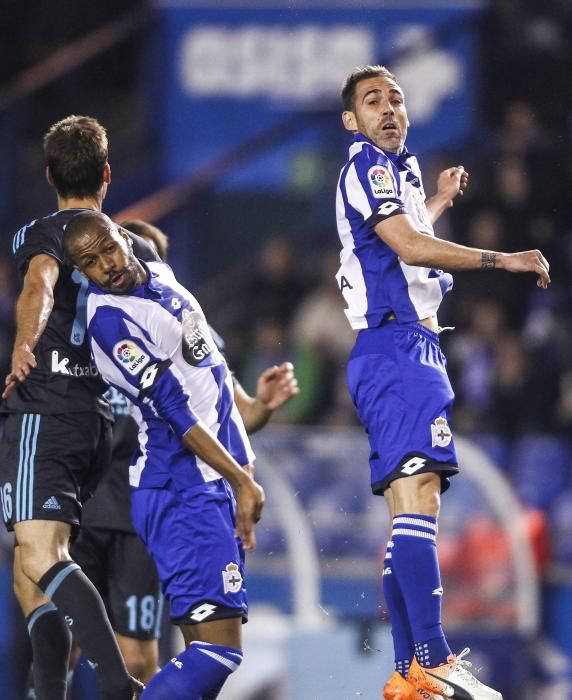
[368,165,396,198]
[113,340,149,375]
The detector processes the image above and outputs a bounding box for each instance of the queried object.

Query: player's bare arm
[234,362,300,434]
[3,254,60,399]
[425,166,469,224]
[182,421,264,550]
[375,214,550,288]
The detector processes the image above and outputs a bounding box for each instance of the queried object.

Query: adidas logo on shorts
[42,496,62,510]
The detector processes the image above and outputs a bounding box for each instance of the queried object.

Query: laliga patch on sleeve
[367,165,396,198]
[113,340,150,375]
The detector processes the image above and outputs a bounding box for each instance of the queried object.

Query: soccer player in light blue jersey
[63,210,265,700]
[336,65,550,700]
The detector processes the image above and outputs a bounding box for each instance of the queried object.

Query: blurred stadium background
[1,0,572,697]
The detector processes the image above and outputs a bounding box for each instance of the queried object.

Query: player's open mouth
[382,123,397,131]
[109,271,126,288]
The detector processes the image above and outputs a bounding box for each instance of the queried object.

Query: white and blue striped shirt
[336,133,453,329]
[86,261,254,489]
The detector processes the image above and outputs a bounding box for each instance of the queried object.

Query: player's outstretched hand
[3,344,37,399]
[436,165,469,206]
[501,250,551,288]
[256,362,300,411]
[235,471,265,550]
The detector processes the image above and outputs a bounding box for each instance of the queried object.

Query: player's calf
[141,642,242,699]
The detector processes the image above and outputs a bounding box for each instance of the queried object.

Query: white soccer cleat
[408,648,502,700]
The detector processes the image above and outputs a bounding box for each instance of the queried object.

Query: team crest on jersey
[368,165,396,198]
[181,309,216,367]
[113,340,149,375]
[431,416,452,448]
[222,563,243,594]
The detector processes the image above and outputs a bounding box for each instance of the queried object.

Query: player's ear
[117,226,129,241]
[342,110,357,132]
[103,162,111,184]
[117,226,133,248]
[45,166,54,186]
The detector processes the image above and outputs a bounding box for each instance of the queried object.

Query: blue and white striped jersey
[336,133,453,329]
[86,261,254,489]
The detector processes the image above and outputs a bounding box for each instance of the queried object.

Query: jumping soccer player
[336,65,549,700]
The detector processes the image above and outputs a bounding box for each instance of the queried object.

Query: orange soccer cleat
[383,671,444,700]
[383,671,416,700]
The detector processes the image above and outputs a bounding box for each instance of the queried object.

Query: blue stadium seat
[255,524,287,555]
[471,434,511,474]
[549,489,572,564]
[510,435,571,511]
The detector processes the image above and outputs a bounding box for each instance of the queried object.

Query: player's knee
[17,542,61,584]
[408,472,441,518]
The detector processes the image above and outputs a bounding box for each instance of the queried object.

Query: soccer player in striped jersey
[336,65,550,700]
[63,210,266,700]
[69,219,299,698]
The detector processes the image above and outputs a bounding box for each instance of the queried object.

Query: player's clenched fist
[498,249,551,288]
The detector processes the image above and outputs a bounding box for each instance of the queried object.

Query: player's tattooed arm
[481,252,496,270]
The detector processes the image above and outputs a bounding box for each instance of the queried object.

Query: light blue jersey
[86,261,254,491]
[336,133,453,329]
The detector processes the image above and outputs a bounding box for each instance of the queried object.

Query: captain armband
[366,199,407,227]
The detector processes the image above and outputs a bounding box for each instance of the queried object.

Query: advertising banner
[152,1,483,189]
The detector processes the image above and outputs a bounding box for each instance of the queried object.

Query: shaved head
[64,210,145,294]
[63,210,115,263]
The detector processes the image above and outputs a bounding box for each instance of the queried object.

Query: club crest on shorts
[431,416,452,448]
[367,165,396,198]
[222,562,243,594]
[112,340,149,375]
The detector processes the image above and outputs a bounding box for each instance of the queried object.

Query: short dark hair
[43,115,108,198]
[341,65,397,111]
[121,219,169,262]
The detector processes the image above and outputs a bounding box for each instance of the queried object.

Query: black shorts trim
[372,452,458,495]
[172,600,247,626]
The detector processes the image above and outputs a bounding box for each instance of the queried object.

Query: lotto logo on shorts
[222,562,243,594]
[431,416,453,447]
[368,165,395,198]
[113,340,149,376]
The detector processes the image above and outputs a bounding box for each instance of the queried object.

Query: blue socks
[390,514,451,668]
[382,540,414,677]
[142,642,242,699]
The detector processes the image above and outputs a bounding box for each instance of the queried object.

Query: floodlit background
[1,1,572,698]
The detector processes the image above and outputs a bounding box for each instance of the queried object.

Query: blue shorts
[131,478,247,625]
[347,321,459,495]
